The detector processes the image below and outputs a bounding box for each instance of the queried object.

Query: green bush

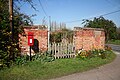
[14,51,55,66]
[105,45,112,51]
[32,53,41,61]
[37,51,54,62]
[0,50,13,69]
[90,49,107,59]
[15,51,54,65]
[76,49,108,60]
[15,55,29,65]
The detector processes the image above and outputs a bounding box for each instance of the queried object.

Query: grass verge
[0,51,116,80]
[107,40,120,45]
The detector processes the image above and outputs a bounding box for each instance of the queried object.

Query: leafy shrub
[76,50,88,59]
[0,50,13,69]
[15,55,29,65]
[98,49,106,59]
[86,50,94,58]
[14,51,55,66]
[39,51,54,62]
[105,45,112,51]
[32,51,54,62]
[91,49,107,59]
[90,49,99,57]
[32,53,41,61]
[76,49,107,60]
[79,50,87,59]
[100,52,106,59]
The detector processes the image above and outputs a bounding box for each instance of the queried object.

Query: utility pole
[49,16,51,31]
[9,0,14,60]
[9,0,14,40]
[48,16,51,51]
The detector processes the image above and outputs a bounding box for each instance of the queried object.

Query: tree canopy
[50,29,73,43]
[83,17,117,41]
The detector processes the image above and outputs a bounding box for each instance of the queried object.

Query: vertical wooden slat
[51,42,75,59]
[57,43,60,58]
[54,43,56,59]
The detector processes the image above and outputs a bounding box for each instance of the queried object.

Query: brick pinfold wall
[19,26,105,54]
[73,27,105,51]
[19,25,48,55]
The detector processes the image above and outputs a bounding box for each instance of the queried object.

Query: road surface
[51,44,120,80]
[106,44,120,52]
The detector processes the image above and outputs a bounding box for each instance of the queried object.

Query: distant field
[107,40,120,45]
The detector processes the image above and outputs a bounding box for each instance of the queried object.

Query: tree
[50,29,73,43]
[116,27,120,39]
[0,0,33,68]
[50,21,66,32]
[83,17,117,41]
[50,32,62,43]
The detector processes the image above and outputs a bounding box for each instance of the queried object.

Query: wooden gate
[49,42,75,59]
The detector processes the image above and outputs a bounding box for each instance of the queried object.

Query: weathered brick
[74,27,105,51]
[19,26,48,54]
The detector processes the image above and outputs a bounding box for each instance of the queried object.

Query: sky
[16,0,120,29]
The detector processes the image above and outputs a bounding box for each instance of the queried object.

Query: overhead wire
[38,0,48,17]
[65,9,120,23]
[105,0,120,9]
[101,9,120,16]
[105,0,116,7]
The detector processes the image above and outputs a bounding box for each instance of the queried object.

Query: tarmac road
[106,44,120,52]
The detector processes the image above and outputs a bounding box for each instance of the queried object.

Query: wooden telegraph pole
[9,0,14,60]
[9,0,14,40]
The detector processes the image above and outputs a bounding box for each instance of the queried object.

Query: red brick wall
[19,26,48,55]
[73,28,105,51]
[19,26,105,54]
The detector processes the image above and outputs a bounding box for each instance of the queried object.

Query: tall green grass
[0,51,116,80]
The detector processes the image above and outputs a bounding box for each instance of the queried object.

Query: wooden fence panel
[50,43,75,59]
